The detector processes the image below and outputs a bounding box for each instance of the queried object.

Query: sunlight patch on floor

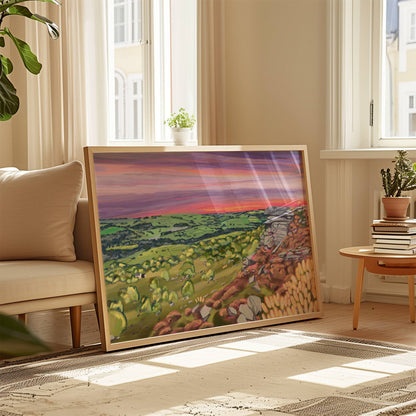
[143,391,294,416]
[218,333,321,352]
[379,352,416,367]
[289,366,389,388]
[148,347,255,368]
[343,358,416,374]
[52,362,178,386]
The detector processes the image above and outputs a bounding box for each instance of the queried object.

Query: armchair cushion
[0,161,83,261]
[0,260,95,305]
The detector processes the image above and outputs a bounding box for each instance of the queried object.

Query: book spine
[372,233,416,239]
[373,244,416,249]
[372,229,416,234]
[375,239,416,245]
[374,248,416,255]
[373,228,416,233]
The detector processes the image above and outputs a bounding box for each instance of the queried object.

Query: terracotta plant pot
[382,196,411,219]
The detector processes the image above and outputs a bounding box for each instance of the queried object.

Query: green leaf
[0,70,19,121]
[0,0,61,14]
[4,6,60,39]
[0,37,4,47]
[3,27,42,74]
[0,55,13,74]
[0,314,49,356]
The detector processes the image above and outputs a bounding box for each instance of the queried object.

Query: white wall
[221,0,328,292]
[0,120,13,167]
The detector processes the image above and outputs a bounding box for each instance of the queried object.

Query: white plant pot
[171,128,192,146]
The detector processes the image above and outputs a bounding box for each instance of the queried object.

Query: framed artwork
[84,146,322,351]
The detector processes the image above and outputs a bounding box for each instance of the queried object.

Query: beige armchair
[0,199,96,348]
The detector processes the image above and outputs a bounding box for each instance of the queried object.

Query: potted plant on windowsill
[380,150,416,219]
[165,107,196,146]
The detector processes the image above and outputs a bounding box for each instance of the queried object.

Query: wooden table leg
[353,258,365,330]
[408,275,415,323]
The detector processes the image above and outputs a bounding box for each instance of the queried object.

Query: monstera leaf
[0,70,19,121]
[0,0,60,120]
[0,314,49,356]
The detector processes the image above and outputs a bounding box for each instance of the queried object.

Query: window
[381,0,416,143]
[126,75,143,140]
[327,0,416,149]
[410,11,416,42]
[409,94,416,136]
[107,0,197,146]
[114,71,125,139]
[114,0,141,45]
[114,0,126,44]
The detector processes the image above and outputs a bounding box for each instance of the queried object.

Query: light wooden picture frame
[84,145,322,351]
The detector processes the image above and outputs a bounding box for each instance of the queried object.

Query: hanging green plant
[0,0,60,121]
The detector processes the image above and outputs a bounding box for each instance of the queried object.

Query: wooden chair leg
[18,313,27,325]
[408,275,415,323]
[353,258,365,330]
[69,305,81,348]
[94,303,100,330]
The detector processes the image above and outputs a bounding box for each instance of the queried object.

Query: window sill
[320,148,416,160]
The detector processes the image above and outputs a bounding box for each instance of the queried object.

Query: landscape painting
[85,146,321,351]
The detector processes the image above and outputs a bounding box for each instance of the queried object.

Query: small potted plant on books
[380,150,416,219]
[165,107,196,146]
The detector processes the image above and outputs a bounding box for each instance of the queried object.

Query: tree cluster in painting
[100,205,319,342]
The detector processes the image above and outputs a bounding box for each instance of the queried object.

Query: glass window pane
[410,113,416,136]
[112,0,144,141]
[134,100,138,138]
[383,0,416,138]
[114,3,126,44]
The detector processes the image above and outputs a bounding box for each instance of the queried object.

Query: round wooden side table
[339,246,416,329]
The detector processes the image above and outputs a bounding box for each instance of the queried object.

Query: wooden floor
[22,301,416,354]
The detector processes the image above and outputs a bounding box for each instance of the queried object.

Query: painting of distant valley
[85,146,322,351]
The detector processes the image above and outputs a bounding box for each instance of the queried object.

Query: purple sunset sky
[93,150,307,219]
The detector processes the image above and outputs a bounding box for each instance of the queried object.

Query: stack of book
[372,219,416,254]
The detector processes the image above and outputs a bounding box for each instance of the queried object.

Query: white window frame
[114,0,142,47]
[126,74,144,141]
[409,11,416,43]
[327,0,416,150]
[114,70,126,139]
[130,0,142,44]
[114,0,127,45]
[398,86,416,137]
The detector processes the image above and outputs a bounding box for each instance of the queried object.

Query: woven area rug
[2,328,416,416]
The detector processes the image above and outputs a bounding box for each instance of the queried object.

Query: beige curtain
[197,0,226,145]
[25,0,108,170]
